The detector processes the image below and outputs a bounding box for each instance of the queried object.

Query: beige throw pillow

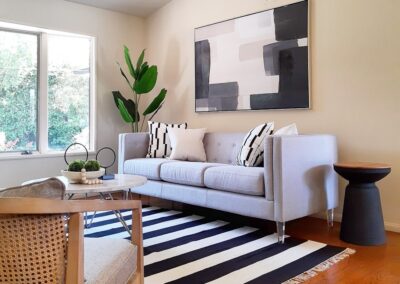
[167,128,207,162]
[146,121,188,158]
[274,123,298,136]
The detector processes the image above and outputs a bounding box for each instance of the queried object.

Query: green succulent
[84,160,101,171]
[68,160,85,172]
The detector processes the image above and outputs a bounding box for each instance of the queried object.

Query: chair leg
[276,221,285,244]
[327,208,334,227]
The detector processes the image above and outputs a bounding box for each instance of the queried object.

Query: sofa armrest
[263,136,274,201]
[118,133,149,174]
[272,135,338,222]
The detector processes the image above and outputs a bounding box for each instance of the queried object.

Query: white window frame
[0,21,96,159]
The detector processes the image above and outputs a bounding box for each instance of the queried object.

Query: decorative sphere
[84,160,101,171]
[68,160,85,172]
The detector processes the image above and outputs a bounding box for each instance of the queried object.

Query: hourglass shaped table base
[334,162,391,246]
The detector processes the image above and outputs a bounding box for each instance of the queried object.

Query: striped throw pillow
[146,121,188,158]
[237,122,274,167]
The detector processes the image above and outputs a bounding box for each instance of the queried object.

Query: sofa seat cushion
[84,238,137,284]
[124,158,172,180]
[160,161,224,187]
[204,165,265,196]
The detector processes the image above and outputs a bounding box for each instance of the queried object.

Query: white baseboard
[383,222,400,233]
[313,212,400,233]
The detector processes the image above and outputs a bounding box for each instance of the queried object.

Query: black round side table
[334,162,391,246]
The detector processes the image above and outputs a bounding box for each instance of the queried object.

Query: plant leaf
[143,88,167,116]
[134,65,158,94]
[124,45,136,79]
[138,62,149,80]
[126,99,140,122]
[135,49,145,78]
[117,63,132,89]
[117,98,134,123]
[112,91,140,122]
[112,90,125,108]
[149,101,164,121]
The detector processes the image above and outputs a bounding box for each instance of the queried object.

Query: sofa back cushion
[203,133,246,165]
[204,132,274,201]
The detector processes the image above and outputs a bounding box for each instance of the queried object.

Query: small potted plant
[61,143,106,184]
[62,159,105,184]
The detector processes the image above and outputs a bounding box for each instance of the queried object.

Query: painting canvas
[195,1,309,112]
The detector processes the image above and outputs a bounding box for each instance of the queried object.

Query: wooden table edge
[334,162,391,170]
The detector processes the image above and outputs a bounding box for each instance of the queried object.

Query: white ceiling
[65,0,172,17]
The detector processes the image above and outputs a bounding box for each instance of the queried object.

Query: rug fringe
[282,248,356,284]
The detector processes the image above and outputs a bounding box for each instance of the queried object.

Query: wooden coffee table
[334,162,391,245]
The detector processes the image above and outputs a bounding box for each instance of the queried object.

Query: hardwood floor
[287,217,400,284]
[136,196,400,283]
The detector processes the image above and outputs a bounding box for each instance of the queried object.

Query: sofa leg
[327,208,334,227]
[276,222,285,244]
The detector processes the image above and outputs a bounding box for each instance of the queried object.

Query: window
[47,35,91,151]
[0,30,38,152]
[0,22,95,155]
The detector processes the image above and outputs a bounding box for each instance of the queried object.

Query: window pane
[0,30,38,153]
[48,35,91,151]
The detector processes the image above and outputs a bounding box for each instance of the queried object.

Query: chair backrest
[0,213,68,283]
[0,198,143,284]
[0,180,68,282]
[0,178,65,199]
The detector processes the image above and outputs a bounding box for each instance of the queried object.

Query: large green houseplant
[113,46,167,132]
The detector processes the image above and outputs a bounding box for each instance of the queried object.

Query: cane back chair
[0,198,144,284]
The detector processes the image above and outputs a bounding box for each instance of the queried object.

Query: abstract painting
[195,0,309,112]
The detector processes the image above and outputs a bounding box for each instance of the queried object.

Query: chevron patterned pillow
[146,121,188,158]
[237,122,274,167]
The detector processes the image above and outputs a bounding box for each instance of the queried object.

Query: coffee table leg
[85,193,88,228]
[99,192,132,237]
[83,193,97,229]
[86,211,97,228]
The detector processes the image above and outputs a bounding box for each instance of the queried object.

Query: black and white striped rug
[84,206,354,284]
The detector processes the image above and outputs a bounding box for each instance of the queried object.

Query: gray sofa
[118,132,338,243]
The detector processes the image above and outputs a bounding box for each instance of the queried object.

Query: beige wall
[0,0,145,187]
[0,0,398,232]
[145,0,400,231]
